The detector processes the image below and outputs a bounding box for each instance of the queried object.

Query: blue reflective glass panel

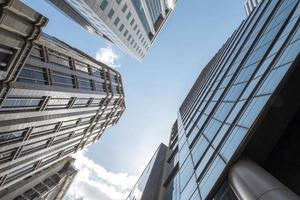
[199,156,226,199]
[220,127,248,162]
[238,95,270,128]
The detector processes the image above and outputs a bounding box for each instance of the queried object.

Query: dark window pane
[100,0,108,10]
[0,129,26,144]
[1,96,43,112]
[18,65,47,85]
[119,24,124,32]
[0,149,16,163]
[122,4,128,13]
[114,17,120,25]
[220,127,247,161]
[77,77,93,90]
[52,71,75,88]
[108,9,114,19]
[126,11,131,19]
[0,46,13,70]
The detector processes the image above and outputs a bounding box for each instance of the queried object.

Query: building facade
[0,157,77,200]
[126,144,171,200]
[0,0,125,195]
[129,0,300,199]
[245,0,262,16]
[47,0,177,61]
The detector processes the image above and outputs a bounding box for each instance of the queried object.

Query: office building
[47,0,178,61]
[245,0,262,16]
[0,0,125,194]
[128,0,300,199]
[0,0,48,82]
[0,157,77,200]
[126,144,171,200]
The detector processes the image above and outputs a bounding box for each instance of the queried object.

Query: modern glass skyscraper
[0,0,125,196]
[128,0,300,199]
[47,0,178,61]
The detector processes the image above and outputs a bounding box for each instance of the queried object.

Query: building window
[34,183,48,194]
[77,77,93,90]
[121,4,128,13]
[48,49,71,69]
[95,82,106,92]
[20,140,49,157]
[61,145,77,156]
[80,116,93,124]
[119,24,124,32]
[130,19,135,26]
[52,131,72,145]
[136,29,140,35]
[0,129,26,144]
[91,67,104,79]
[114,17,120,25]
[1,96,43,112]
[133,24,137,31]
[100,0,108,10]
[131,39,134,45]
[17,65,47,85]
[61,119,78,130]
[31,123,58,138]
[0,149,16,164]
[43,177,56,188]
[73,98,90,108]
[0,45,13,70]
[46,98,70,110]
[30,45,43,61]
[74,61,90,74]
[5,163,36,183]
[90,98,103,106]
[41,153,60,166]
[127,35,132,41]
[24,189,40,199]
[116,0,121,4]
[126,11,132,20]
[108,9,115,19]
[124,30,128,37]
[52,71,75,88]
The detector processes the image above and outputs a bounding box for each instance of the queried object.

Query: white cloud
[66,150,138,200]
[95,45,120,68]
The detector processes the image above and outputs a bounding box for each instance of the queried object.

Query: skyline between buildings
[1,0,300,200]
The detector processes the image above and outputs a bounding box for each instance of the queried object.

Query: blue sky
[23,1,245,199]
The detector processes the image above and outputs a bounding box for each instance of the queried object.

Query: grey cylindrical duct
[228,160,300,200]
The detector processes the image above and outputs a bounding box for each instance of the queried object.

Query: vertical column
[228,160,300,200]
